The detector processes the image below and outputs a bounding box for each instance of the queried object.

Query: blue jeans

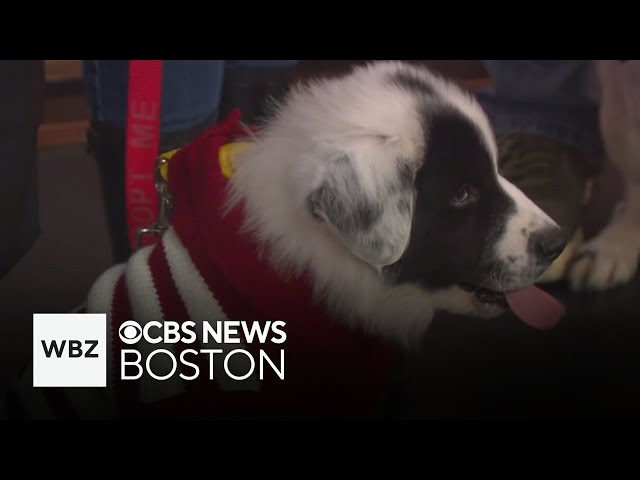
[478,60,603,156]
[83,60,298,262]
[84,60,602,153]
[83,60,299,134]
[82,60,603,263]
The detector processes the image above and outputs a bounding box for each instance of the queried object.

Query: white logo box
[33,313,107,387]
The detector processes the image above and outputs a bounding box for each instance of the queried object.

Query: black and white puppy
[229,61,567,343]
[0,61,570,420]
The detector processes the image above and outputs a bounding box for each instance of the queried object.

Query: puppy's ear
[307,153,416,267]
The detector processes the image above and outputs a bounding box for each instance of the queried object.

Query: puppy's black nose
[530,227,566,263]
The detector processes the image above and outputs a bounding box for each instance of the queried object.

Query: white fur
[569,60,640,291]
[494,176,560,286]
[227,61,544,345]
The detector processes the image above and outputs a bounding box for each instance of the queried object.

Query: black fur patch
[390,72,436,97]
[387,106,515,289]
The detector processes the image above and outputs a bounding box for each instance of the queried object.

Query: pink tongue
[504,284,566,330]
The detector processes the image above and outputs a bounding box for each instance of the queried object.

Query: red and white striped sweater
[82,111,399,418]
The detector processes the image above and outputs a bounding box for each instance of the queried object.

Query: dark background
[0,60,638,418]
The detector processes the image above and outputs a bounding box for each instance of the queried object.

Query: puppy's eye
[451,185,479,207]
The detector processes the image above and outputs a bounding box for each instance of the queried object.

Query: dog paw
[432,285,477,316]
[568,224,640,292]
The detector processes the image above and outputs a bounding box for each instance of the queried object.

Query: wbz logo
[33,314,106,387]
[41,339,99,358]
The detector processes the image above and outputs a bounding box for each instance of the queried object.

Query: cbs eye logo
[119,321,143,345]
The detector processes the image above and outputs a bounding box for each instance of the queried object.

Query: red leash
[125,60,163,249]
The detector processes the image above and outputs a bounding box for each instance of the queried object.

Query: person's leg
[0,60,44,279]
[83,60,226,263]
[83,60,299,263]
[479,60,602,153]
[478,60,604,281]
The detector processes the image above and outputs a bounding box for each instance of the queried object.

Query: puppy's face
[386,109,565,316]
[302,64,565,318]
